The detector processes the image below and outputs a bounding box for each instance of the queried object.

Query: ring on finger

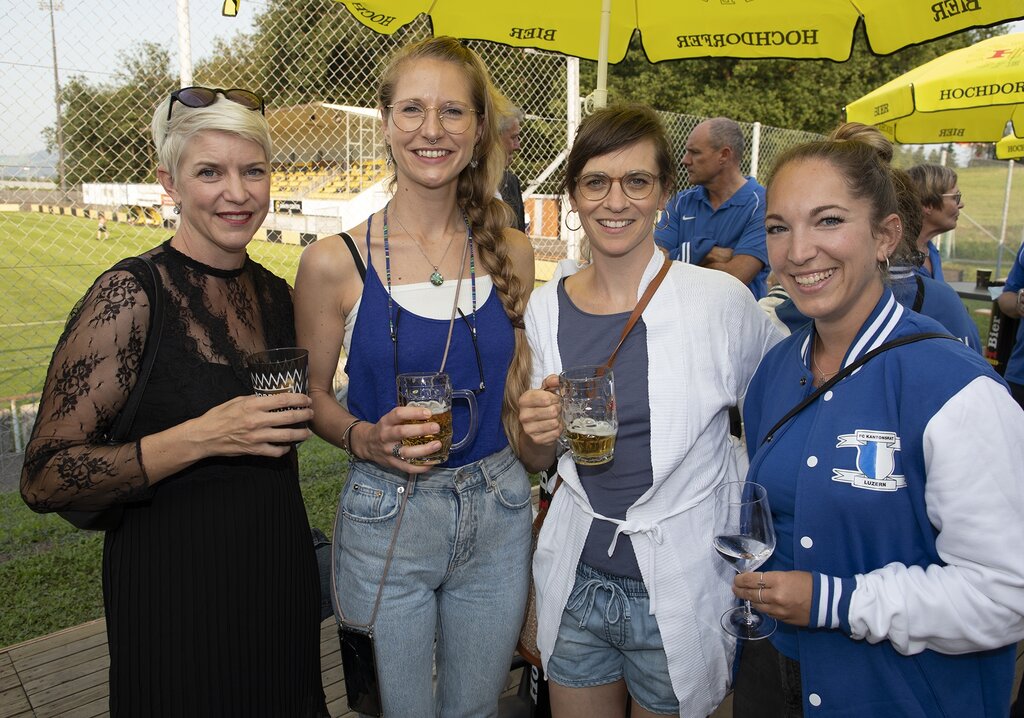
[758,572,766,588]
[391,443,404,460]
[757,586,765,604]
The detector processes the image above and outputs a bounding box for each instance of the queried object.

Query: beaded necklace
[381,203,478,357]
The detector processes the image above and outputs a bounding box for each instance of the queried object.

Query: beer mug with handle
[559,365,617,466]
[396,372,478,465]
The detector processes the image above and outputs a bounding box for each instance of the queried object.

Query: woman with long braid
[293,36,534,717]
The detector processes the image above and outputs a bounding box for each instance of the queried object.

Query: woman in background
[906,162,962,281]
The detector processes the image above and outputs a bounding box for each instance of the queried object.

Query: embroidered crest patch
[832,430,906,492]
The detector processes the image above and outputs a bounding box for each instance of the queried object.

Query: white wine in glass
[713,481,777,640]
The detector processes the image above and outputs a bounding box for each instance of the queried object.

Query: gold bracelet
[341,419,365,457]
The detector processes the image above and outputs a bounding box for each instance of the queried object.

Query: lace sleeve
[20,268,152,512]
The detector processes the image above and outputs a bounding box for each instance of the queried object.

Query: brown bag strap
[544,257,671,498]
[604,257,671,370]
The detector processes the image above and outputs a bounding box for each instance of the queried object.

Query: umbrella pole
[593,0,611,109]
[996,159,1014,279]
[565,58,583,262]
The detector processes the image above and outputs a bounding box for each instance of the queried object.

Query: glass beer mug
[396,372,479,465]
[559,365,617,466]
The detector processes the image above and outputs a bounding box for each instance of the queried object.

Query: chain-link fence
[1,0,940,484]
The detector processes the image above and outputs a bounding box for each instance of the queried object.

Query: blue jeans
[333,446,532,718]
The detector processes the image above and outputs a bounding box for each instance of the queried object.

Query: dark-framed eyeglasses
[941,191,962,204]
[168,86,265,121]
[576,171,659,201]
[386,100,479,135]
[391,307,486,399]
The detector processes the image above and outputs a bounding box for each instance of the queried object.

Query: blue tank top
[345,218,514,466]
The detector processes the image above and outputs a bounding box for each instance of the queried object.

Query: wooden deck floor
[0,617,531,718]
[1,617,1020,717]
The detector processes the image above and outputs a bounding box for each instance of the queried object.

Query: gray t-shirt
[557,279,652,579]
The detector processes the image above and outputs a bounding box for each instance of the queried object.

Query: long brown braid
[378,37,532,452]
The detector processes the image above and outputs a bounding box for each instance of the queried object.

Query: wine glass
[713,480,777,640]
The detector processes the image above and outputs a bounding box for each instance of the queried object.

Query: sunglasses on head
[167,86,265,121]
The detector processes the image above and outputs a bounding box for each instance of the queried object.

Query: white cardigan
[526,251,781,717]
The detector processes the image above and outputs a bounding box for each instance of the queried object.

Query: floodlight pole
[42,0,66,192]
[176,0,194,87]
[750,122,762,180]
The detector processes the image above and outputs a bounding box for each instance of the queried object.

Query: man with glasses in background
[655,116,769,299]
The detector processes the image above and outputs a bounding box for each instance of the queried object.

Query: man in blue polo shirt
[655,117,769,298]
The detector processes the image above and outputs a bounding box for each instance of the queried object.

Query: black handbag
[58,255,164,531]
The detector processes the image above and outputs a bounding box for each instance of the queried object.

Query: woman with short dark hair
[518,103,780,717]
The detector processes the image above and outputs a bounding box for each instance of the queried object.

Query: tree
[46,43,175,185]
[584,25,1004,135]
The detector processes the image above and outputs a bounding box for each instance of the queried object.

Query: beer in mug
[396,372,478,465]
[559,365,617,466]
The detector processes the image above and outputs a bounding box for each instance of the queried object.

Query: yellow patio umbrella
[845,32,1024,143]
[327,0,1024,106]
[996,133,1024,159]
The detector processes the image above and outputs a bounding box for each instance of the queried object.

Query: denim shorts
[546,562,679,715]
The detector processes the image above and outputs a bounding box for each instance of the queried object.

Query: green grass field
[937,163,1024,274]
[0,191,1016,648]
[0,436,345,648]
[0,211,306,399]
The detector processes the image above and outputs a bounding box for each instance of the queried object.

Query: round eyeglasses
[386,100,479,135]
[576,172,659,201]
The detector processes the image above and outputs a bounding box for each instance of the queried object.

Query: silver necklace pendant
[430,269,444,286]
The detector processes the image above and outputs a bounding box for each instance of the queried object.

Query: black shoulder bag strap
[913,275,926,313]
[59,255,164,530]
[761,332,955,445]
[341,231,367,282]
[108,255,165,441]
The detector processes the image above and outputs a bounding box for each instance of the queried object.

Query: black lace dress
[21,241,327,717]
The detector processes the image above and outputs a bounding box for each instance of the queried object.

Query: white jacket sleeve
[847,377,1024,655]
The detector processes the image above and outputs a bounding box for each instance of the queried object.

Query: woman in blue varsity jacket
[731,139,1024,717]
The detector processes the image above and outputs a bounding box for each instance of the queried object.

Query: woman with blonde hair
[294,36,534,716]
[22,88,326,716]
[906,162,962,280]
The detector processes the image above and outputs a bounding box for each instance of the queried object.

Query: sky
[2,0,256,156]
[1,5,1021,158]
